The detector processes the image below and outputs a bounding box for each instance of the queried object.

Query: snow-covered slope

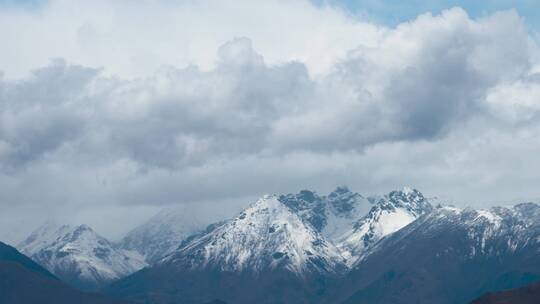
[18,223,147,290]
[119,206,210,264]
[164,195,348,276]
[336,187,433,266]
[413,202,540,258]
[279,186,374,242]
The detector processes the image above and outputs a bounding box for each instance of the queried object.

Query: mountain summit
[165,195,347,275]
[18,223,146,290]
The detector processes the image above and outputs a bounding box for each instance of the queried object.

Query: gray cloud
[0,60,97,169]
[1,7,540,243]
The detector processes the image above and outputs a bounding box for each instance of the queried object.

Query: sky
[320,0,540,28]
[1,0,540,243]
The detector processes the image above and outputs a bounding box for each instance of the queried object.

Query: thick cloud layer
[1,2,540,243]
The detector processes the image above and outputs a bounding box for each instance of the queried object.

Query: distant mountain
[0,241,125,304]
[472,280,540,304]
[119,206,210,264]
[18,223,146,291]
[335,203,540,304]
[106,195,348,304]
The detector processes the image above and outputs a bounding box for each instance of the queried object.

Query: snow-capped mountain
[336,187,433,266]
[120,186,428,271]
[336,202,540,304]
[18,223,147,290]
[119,206,210,264]
[107,195,349,304]
[165,195,347,275]
[278,186,374,242]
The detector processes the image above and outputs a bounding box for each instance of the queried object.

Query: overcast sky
[1,0,540,244]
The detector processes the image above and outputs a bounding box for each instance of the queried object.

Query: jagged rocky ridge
[278,186,373,242]
[278,186,432,266]
[18,223,146,291]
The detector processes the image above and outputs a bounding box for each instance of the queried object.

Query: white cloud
[0,3,540,243]
[486,76,540,123]
[0,0,381,79]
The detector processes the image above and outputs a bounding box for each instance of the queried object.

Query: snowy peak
[336,188,433,266]
[165,195,347,276]
[380,187,433,216]
[19,223,146,290]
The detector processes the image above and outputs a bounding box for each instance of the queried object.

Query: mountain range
[8,186,540,303]
[104,187,445,303]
